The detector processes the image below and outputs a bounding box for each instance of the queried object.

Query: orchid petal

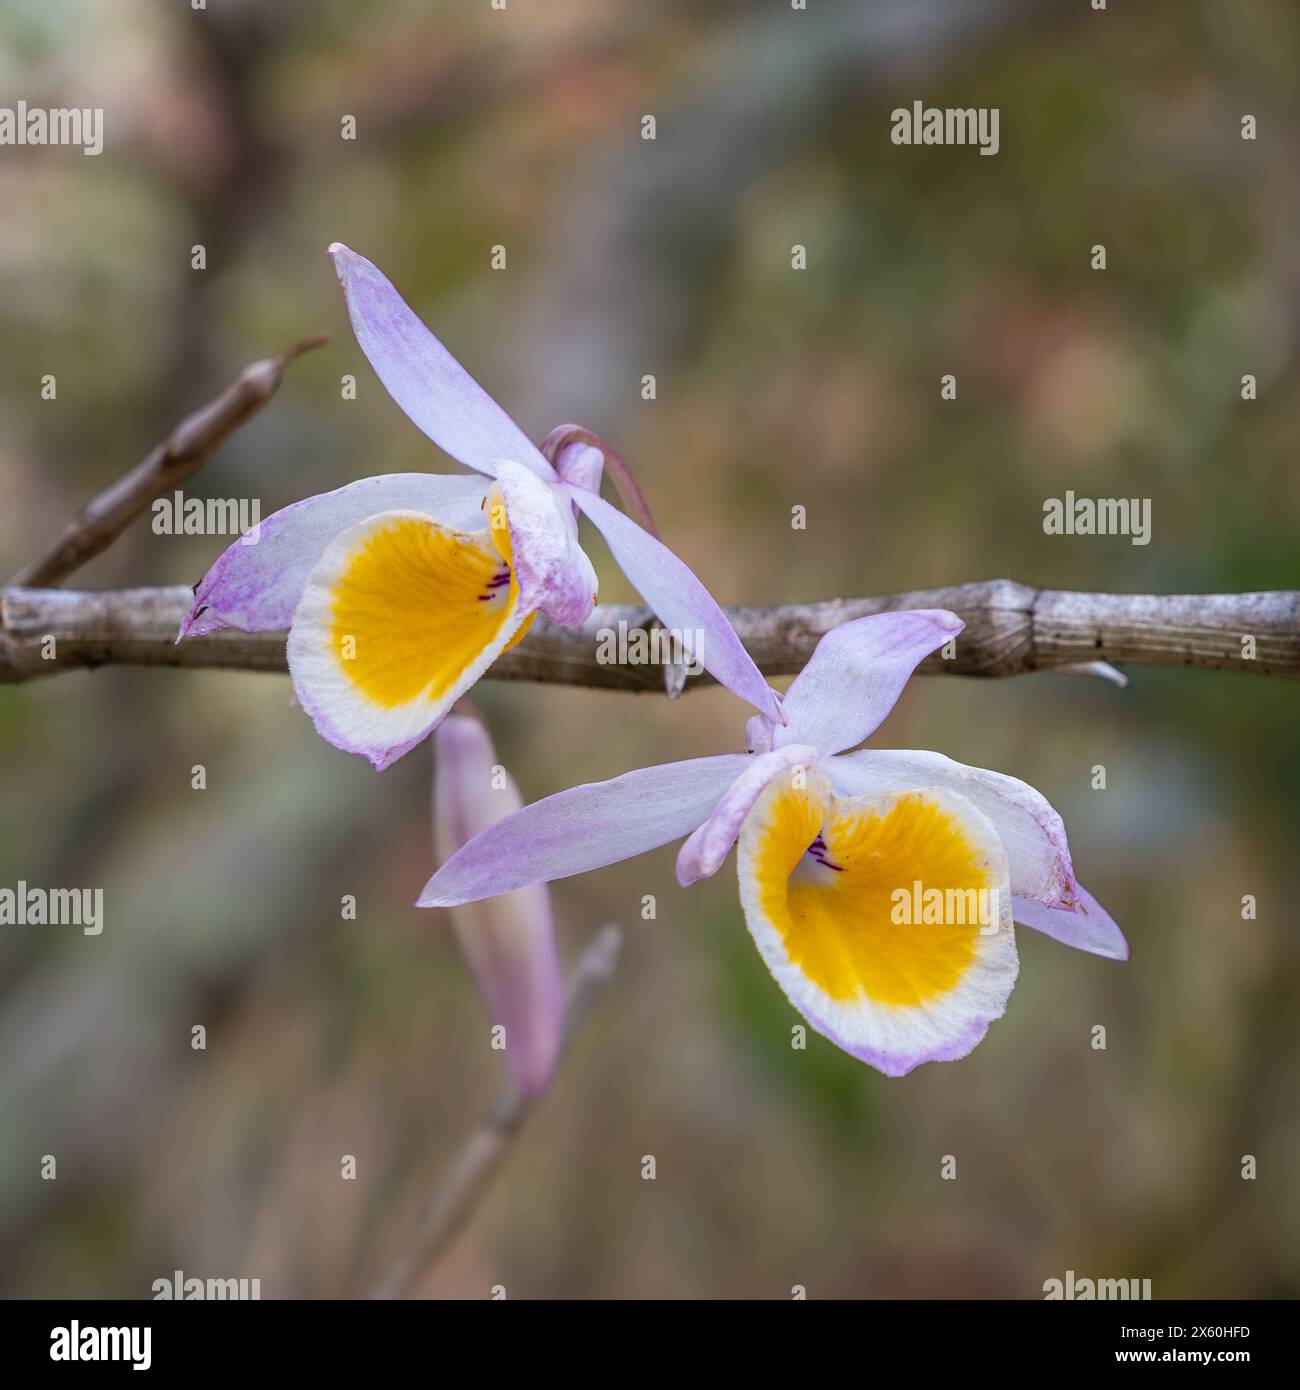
[745,714,774,754]
[1013,885,1129,961]
[418,754,751,907]
[491,460,598,626]
[829,748,1080,906]
[178,473,488,638]
[552,440,605,493]
[565,483,783,724]
[676,744,820,886]
[328,243,552,480]
[435,716,564,1094]
[773,610,964,756]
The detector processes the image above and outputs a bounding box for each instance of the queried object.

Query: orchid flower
[434,714,563,1095]
[418,611,1128,1078]
[178,244,782,768]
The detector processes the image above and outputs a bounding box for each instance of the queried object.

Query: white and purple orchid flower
[434,714,563,1096]
[419,611,1127,1078]
[178,244,783,769]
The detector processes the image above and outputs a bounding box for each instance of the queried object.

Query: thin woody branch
[9,333,328,589]
[369,924,622,1300]
[2,581,1297,686]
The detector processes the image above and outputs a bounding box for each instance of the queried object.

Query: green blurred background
[1,0,1297,1298]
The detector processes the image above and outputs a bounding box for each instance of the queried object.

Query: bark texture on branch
[9,334,328,589]
[2,581,1296,687]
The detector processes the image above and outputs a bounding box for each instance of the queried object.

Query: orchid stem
[368,924,622,1299]
[9,333,328,589]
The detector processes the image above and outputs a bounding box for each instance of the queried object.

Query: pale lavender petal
[676,744,820,886]
[745,714,775,754]
[418,754,751,908]
[1013,885,1128,961]
[178,473,489,638]
[829,748,1080,906]
[435,717,564,1094]
[813,1013,1006,1078]
[773,610,964,756]
[565,484,783,724]
[329,242,552,479]
[552,440,605,493]
[492,460,598,626]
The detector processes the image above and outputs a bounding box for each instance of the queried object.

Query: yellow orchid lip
[737,768,1019,1075]
[286,505,535,769]
[329,512,523,710]
[750,776,995,1006]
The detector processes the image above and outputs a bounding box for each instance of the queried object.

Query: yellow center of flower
[751,782,991,1006]
[329,507,528,709]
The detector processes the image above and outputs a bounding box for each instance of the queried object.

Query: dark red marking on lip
[805,834,844,872]
[478,569,513,602]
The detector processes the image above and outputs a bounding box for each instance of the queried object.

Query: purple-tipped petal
[328,243,552,480]
[435,716,565,1094]
[676,744,820,886]
[773,610,964,756]
[565,483,783,724]
[1013,885,1128,961]
[418,753,751,908]
[178,473,489,638]
[829,748,1081,906]
[492,460,598,626]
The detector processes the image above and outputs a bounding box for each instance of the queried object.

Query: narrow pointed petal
[828,748,1081,907]
[435,717,564,1094]
[676,744,820,886]
[328,243,552,480]
[418,754,752,907]
[1013,885,1128,961]
[492,460,597,626]
[287,509,531,769]
[773,611,964,756]
[178,473,489,638]
[737,768,1018,1077]
[565,484,783,724]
